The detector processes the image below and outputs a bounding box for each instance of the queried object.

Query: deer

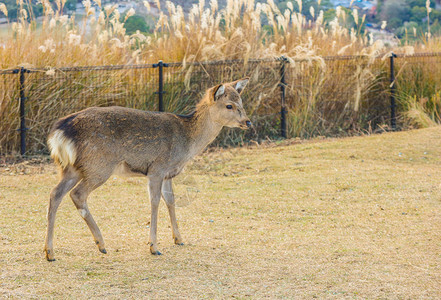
[44,78,251,261]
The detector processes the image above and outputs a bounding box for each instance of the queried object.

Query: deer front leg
[148,178,163,255]
[162,179,184,245]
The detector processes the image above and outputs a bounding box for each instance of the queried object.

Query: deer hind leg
[45,166,81,261]
[162,179,184,246]
[148,177,163,255]
[69,175,110,255]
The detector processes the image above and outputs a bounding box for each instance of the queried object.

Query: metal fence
[1,52,440,155]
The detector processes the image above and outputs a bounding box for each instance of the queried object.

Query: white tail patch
[48,130,77,169]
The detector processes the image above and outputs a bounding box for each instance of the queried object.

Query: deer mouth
[239,120,252,130]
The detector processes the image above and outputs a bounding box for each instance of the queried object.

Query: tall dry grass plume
[0,0,386,68]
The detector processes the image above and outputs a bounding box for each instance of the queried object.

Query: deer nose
[246,120,252,128]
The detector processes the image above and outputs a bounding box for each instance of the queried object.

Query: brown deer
[44,78,251,261]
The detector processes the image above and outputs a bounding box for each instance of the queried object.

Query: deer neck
[186,105,223,156]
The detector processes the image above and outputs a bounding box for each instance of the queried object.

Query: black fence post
[153,60,169,112]
[15,67,28,156]
[279,56,288,138]
[390,53,397,130]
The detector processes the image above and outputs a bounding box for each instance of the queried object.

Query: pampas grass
[0,0,382,69]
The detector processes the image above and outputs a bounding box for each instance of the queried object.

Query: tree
[406,0,435,8]
[410,6,426,23]
[380,0,411,29]
[395,21,419,38]
[430,9,441,23]
[64,0,77,12]
[123,15,149,35]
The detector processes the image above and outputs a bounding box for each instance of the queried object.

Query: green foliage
[410,6,427,23]
[0,0,77,20]
[388,18,403,30]
[377,0,441,40]
[431,9,441,22]
[430,19,441,35]
[395,21,419,39]
[2,0,20,20]
[381,0,411,25]
[407,0,435,8]
[123,15,150,35]
[64,0,77,12]
[323,7,360,33]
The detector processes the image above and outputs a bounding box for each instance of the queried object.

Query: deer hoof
[150,243,162,255]
[45,249,56,262]
[174,237,184,246]
[150,245,161,255]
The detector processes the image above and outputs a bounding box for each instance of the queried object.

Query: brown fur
[44,78,250,261]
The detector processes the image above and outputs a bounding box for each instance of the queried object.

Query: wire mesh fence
[285,55,390,137]
[0,69,20,154]
[1,52,441,155]
[394,53,441,100]
[21,65,160,152]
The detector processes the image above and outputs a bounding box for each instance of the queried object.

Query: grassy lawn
[1,127,440,298]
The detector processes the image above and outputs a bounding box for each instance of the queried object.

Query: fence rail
[1,52,441,155]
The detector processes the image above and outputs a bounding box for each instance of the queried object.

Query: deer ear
[213,84,225,100]
[233,78,249,94]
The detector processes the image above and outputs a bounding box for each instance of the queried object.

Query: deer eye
[226,105,233,109]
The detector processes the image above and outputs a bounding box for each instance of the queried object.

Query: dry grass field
[1,127,441,298]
